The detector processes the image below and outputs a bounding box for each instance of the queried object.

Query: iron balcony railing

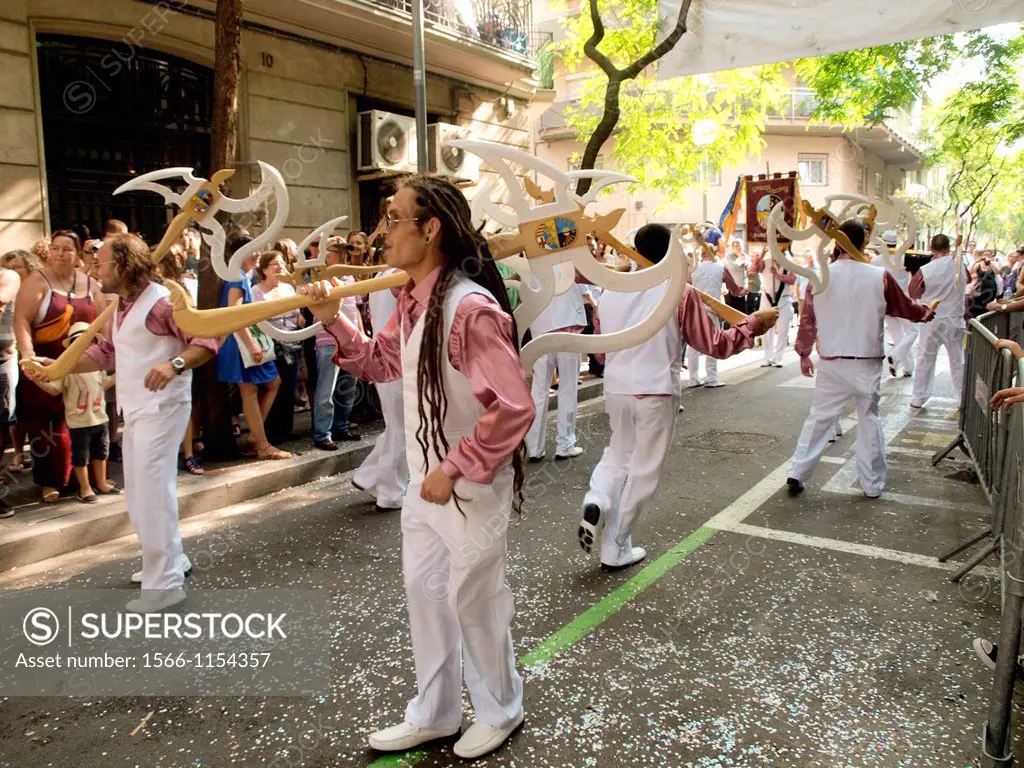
[369,0,537,57]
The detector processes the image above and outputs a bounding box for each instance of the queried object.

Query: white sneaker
[375,497,404,511]
[601,546,647,572]
[368,722,460,752]
[132,553,193,584]
[704,381,725,389]
[555,446,583,460]
[452,711,524,759]
[126,587,187,614]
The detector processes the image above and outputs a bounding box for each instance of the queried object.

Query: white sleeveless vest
[401,275,509,483]
[599,283,681,396]
[530,264,586,335]
[691,261,725,297]
[813,260,887,358]
[112,282,191,417]
[369,268,399,330]
[918,255,964,321]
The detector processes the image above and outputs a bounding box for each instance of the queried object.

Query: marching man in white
[870,230,918,378]
[579,224,777,570]
[303,177,532,760]
[786,220,935,498]
[909,233,968,409]
[25,234,218,612]
[754,249,796,367]
[526,262,586,461]
[352,268,409,510]
[687,242,748,388]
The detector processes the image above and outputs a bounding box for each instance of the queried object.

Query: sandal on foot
[257,446,292,460]
[77,494,98,504]
[183,456,205,475]
[41,487,60,503]
[97,484,121,495]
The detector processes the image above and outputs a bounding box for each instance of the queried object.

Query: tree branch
[576,0,695,195]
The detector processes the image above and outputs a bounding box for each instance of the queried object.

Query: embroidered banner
[744,172,798,243]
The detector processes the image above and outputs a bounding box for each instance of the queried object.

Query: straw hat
[63,321,97,348]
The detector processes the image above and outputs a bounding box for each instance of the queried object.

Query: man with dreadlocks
[303,176,531,760]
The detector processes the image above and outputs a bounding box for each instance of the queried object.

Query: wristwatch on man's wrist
[169,356,187,375]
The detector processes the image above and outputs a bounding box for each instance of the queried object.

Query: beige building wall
[0,0,533,253]
[0,5,45,254]
[536,132,897,242]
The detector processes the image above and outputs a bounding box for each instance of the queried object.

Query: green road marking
[367,524,718,767]
[368,751,425,767]
[520,524,717,667]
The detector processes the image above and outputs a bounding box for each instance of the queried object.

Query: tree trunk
[199,0,243,459]
[574,0,694,197]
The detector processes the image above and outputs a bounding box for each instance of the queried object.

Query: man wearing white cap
[870,230,918,378]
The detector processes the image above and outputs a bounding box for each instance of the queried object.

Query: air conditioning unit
[358,110,416,172]
[424,123,480,182]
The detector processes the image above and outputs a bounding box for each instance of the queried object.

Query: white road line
[819,456,846,465]
[709,521,999,579]
[704,461,793,529]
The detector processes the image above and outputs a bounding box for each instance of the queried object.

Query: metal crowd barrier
[934,315,1019,581]
[980,357,1024,768]
[981,308,1024,346]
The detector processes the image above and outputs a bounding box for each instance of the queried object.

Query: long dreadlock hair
[400,175,526,514]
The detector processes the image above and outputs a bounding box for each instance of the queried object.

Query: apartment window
[874,172,884,198]
[888,178,897,197]
[698,161,722,187]
[855,165,867,195]
[797,154,828,186]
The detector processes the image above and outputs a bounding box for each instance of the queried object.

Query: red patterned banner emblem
[745,173,798,243]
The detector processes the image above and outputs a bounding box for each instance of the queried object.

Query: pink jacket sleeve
[884,272,934,323]
[440,294,535,483]
[325,309,402,383]
[677,285,762,358]
[795,287,817,359]
[723,269,747,297]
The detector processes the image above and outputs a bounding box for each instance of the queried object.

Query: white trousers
[123,401,191,591]
[401,467,523,730]
[686,309,721,385]
[788,358,886,496]
[762,298,794,364]
[583,394,678,566]
[887,317,919,374]
[526,352,579,457]
[353,381,409,506]
[912,318,965,406]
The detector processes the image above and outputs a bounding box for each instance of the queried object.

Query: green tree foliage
[555,0,1024,207]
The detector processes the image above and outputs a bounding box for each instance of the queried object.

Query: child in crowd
[32,322,119,503]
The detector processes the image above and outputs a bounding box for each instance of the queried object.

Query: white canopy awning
[656,0,1024,79]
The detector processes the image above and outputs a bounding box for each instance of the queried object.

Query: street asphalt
[0,345,1012,768]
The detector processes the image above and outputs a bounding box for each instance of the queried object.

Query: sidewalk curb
[0,378,604,572]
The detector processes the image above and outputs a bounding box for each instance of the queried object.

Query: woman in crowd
[215,234,290,460]
[13,231,107,502]
[2,249,43,283]
[251,250,305,445]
